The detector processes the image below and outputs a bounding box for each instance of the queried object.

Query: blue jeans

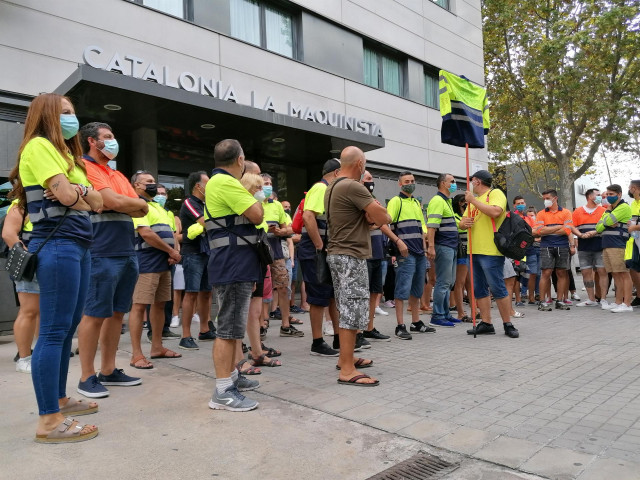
[394,253,427,300]
[472,254,508,300]
[30,238,90,415]
[432,244,457,320]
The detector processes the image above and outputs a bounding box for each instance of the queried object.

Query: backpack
[492,210,533,260]
[291,195,306,234]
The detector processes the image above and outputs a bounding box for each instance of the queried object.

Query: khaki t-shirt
[324,177,374,259]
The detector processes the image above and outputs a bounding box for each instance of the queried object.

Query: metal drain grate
[366,451,458,480]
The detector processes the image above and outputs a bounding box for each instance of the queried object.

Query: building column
[131,127,158,178]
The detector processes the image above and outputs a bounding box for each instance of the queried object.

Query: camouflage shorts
[327,254,369,330]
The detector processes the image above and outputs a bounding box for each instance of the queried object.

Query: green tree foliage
[484,0,640,207]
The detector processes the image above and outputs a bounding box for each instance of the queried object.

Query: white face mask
[544,199,553,208]
[254,190,266,202]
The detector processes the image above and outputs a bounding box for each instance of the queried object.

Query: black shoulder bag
[204,204,274,269]
[5,209,69,282]
[316,177,347,285]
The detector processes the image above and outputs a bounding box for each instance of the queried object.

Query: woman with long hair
[10,93,103,443]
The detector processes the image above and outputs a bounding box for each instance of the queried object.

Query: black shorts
[541,247,570,270]
[252,266,267,298]
[300,258,334,307]
[367,259,383,294]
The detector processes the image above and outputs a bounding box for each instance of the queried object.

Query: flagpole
[465,143,477,338]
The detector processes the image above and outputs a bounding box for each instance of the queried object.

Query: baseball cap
[470,169,492,183]
[322,158,341,176]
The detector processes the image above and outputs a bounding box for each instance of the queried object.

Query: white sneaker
[16,355,31,373]
[322,320,334,336]
[572,293,581,301]
[600,300,614,310]
[374,306,389,316]
[611,303,633,313]
[170,315,180,328]
[576,300,598,307]
[192,313,200,323]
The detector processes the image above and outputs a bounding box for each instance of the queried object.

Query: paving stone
[437,426,495,455]
[578,457,640,480]
[521,446,594,479]
[397,418,457,443]
[365,411,423,433]
[475,436,544,468]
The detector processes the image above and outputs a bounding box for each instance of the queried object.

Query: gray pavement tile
[578,457,640,480]
[437,426,496,454]
[366,411,424,432]
[521,446,594,480]
[397,418,458,443]
[475,436,544,468]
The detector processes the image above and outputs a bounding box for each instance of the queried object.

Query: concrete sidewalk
[2,274,640,479]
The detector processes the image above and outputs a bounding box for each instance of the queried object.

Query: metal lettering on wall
[83,46,383,138]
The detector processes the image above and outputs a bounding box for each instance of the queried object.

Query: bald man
[326,147,391,386]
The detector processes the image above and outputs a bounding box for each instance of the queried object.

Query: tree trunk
[558,162,574,210]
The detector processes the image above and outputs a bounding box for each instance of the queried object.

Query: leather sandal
[35,417,98,444]
[59,397,98,416]
[249,353,282,367]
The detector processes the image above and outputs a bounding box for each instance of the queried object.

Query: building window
[430,0,450,10]
[363,46,404,96]
[230,0,295,59]
[424,69,439,108]
[133,0,190,19]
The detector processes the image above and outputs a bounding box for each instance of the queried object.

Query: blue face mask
[594,195,602,204]
[60,114,79,140]
[262,186,273,199]
[153,195,167,207]
[607,195,619,204]
[448,183,457,194]
[101,139,119,160]
[516,204,527,212]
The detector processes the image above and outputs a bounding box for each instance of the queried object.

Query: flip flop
[289,316,303,325]
[337,374,379,387]
[130,355,153,369]
[59,397,98,416]
[35,417,99,444]
[336,358,373,370]
[150,348,182,359]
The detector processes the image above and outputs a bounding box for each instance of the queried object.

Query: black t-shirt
[179,195,207,255]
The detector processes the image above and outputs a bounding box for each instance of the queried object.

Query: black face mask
[284,209,291,216]
[364,182,375,193]
[145,184,158,197]
[629,190,635,198]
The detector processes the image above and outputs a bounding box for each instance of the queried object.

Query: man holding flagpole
[459,170,520,338]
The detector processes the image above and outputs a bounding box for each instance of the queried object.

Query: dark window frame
[363,42,406,98]
[128,0,194,21]
[230,0,300,60]
[424,65,440,109]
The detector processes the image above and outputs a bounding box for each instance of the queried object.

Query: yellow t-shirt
[464,188,507,256]
[7,199,33,232]
[304,182,328,215]
[263,200,287,225]
[19,137,90,189]
[205,170,258,219]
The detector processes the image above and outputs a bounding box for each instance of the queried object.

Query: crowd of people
[3,93,640,443]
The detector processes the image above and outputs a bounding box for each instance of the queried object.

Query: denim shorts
[300,258,334,307]
[84,255,139,318]
[578,250,604,270]
[215,281,253,339]
[525,247,540,275]
[457,255,469,266]
[15,274,40,294]
[394,253,427,300]
[541,247,570,270]
[472,254,509,300]
[182,253,212,292]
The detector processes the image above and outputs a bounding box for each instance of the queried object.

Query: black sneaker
[208,320,216,333]
[363,328,391,342]
[332,338,362,352]
[527,301,537,306]
[504,322,519,338]
[358,334,371,349]
[162,329,180,339]
[260,326,267,339]
[143,321,149,329]
[121,324,126,335]
[395,324,412,340]
[280,325,304,337]
[555,301,570,311]
[179,337,199,350]
[538,302,553,312]
[310,341,339,357]
[97,368,142,386]
[630,297,640,307]
[270,308,282,320]
[198,330,217,341]
[410,320,436,333]
[466,321,496,335]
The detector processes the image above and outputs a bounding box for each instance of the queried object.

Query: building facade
[0,0,487,202]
